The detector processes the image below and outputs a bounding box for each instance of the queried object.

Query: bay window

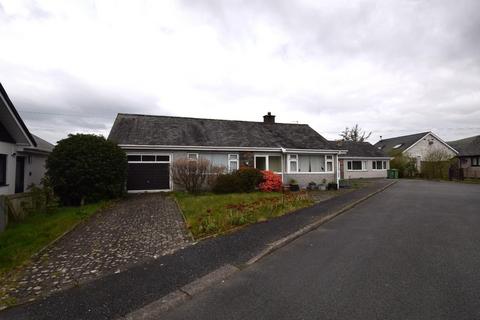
[288,154,334,173]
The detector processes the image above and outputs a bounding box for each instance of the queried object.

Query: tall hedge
[46,134,127,205]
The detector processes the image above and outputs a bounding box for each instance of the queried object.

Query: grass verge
[0,201,109,276]
[174,192,313,239]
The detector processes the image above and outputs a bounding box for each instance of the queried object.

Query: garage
[126,154,171,191]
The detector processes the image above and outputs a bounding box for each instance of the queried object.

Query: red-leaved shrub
[259,170,283,192]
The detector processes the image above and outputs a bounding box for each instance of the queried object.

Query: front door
[15,156,25,193]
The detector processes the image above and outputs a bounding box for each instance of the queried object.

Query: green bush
[212,174,242,194]
[46,134,127,205]
[421,161,451,180]
[235,167,264,192]
[26,177,58,215]
[212,167,263,194]
[390,153,418,178]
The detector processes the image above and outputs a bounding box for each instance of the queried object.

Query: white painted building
[0,83,54,195]
[375,132,457,170]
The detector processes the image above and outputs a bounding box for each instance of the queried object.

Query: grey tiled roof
[448,135,480,156]
[32,134,54,152]
[374,132,429,155]
[332,141,389,158]
[108,113,334,150]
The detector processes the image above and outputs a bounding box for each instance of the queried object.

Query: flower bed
[174,191,313,239]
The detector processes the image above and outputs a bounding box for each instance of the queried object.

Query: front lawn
[174,192,313,239]
[0,202,109,276]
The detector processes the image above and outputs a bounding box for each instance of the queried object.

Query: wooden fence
[0,193,35,232]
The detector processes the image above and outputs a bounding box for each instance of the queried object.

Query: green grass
[174,192,314,239]
[0,201,109,276]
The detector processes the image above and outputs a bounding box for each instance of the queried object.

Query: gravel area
[0,193,192,308]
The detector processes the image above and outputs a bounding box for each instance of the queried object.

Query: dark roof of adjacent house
[108,113,334,150]
[332,141,389,158]
[374,132,430,155]
[0,82,37,147]
[447,135,480,156]
[30,134,54,153]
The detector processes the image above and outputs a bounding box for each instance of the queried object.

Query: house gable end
[0,83,37,147]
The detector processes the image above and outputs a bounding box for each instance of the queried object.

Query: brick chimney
[263,112,275,124]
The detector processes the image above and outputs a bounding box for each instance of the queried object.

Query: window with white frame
[372,160,387,170]
[127,154,171,163]
[187,153,198,161]
[300,155,324,172]
[228,154,239,172]
[288,154,298,172]
[199,153,229,169]
[326,155,334,172]
[255,155,282,172]
[268,156,281,172]
[288,154,331,173]
[347,160,366,171]
[472,156,480,167]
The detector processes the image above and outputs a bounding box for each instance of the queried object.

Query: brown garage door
[127,163,170,191]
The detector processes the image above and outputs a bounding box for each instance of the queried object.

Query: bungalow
[0,83,54,195]
[333,141,391,179]
[447,135,480,179]
[374,131,457,170]
[107,112,346,192]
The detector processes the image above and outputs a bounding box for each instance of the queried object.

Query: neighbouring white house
[0,83,54,196]
[333,141,391,180]
[374,131,458,170]
[108,112,347,192]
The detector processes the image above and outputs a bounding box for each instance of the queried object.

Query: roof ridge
[116,113,308,126]
[448,134,480,143]
[377,131,430,142]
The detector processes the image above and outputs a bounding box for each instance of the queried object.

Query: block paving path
[0,193,192,309]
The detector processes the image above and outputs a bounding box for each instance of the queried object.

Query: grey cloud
[2,1,480,143]
[3,68,165,143]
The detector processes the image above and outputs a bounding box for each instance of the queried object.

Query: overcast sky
[1,0,479,144]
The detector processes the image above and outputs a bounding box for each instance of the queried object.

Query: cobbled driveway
[1,193,192,308]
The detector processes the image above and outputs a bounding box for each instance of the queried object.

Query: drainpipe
[336,154,340,187]
[280,147,287,183]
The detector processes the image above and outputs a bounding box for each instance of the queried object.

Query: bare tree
[423,149,452,162]
[421,149,454,180]
[206,165,226,188]
[340,124,372,142]
[172,158,211,193]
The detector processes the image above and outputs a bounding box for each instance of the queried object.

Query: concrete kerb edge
[245,180,398,265]
[121,264,239,320]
